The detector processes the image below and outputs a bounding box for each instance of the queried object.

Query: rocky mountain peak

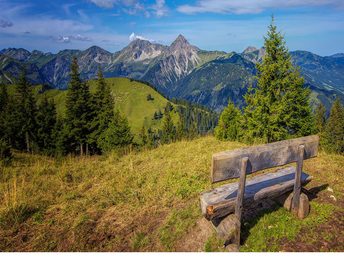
[2,47,31,62]
[243,46,258,54]
[170,34,199,53]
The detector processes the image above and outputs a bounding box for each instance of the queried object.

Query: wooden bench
[200,135,319,251]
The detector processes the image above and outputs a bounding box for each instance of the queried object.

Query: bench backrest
[211,135,319,183]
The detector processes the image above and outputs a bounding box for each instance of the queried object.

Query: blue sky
[0,0,343,56]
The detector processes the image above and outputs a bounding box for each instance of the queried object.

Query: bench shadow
[302,184,329,201]
[239,183,329,245]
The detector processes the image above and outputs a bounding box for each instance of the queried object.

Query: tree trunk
[80,143,83,156]
[26,134,29,153]
[86,143,88,156]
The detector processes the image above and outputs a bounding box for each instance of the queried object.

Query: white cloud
[128,22,136,27]
[150,0,169,18]
[145,11,151,18]
[129,32,154,42]
[62,4,76,15]
[176,0,344,15]
[47,34,93,43]
[89,0,119,9]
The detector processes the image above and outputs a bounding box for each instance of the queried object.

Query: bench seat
[200,166,312,221]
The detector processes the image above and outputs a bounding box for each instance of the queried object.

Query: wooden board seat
[200,165,312,221]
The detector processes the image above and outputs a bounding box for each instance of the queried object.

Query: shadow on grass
[302,184,329,201]
[239,183,329,245]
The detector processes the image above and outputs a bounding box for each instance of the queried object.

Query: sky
[0,0,344,56]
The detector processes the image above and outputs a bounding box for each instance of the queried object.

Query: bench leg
[292,145,304,218]
[212,214,240,251]
[275,190,310,219]
[211,157,248,252]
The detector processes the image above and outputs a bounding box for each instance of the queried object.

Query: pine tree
[315,102,326,134]
[36,95,57,154]
[15,66,38,152]
[323,98,344,154]
[189,122,196,141]
[315,102,327,150]
[89,66,114,153]
[0,83,9,139]
[177,114,187,141]
[215,97,241,141]
[65,56,83,154]
[243,15,313,144]
[161,102,174,144]
[79,77,93,155]
[97,110,133,152]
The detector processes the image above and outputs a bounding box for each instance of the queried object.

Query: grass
[0,136,344,251]
[10,78,182,143]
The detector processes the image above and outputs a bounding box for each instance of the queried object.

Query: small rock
[327,187,334,193]
[330,195,337,201]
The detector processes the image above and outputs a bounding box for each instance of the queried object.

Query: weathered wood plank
[292,145,304,217]
[211,135,319,183]
[235,157,248,222]
[200,166,312,221]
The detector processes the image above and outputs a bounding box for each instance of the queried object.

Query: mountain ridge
[1,36,344,113]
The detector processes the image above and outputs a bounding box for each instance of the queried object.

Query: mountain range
[1,34,344,114]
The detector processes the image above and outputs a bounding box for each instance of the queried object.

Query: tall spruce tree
[177,114,187,141]
[79,77,93,155]
[36,95,57,155]
[215,97,241,141]
[161,102,174,144]
[15,66,38,152]
[97,110,133,152]
[243,15,313,143]
[65,56,83,154]
[90,66,114,153]
[315,102,327,134]
[323,98,344,154]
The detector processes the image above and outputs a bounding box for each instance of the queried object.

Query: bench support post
[292,145,304,218]
[232,157,248,247]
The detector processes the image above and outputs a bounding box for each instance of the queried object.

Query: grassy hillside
[0,136,343,251]
[12,78,181,143]
[87,78,181,141]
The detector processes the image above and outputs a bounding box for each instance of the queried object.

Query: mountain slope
[290,51,344,93]
[175,52,257,112]
[0,53,49,85]
[141,35,202,95]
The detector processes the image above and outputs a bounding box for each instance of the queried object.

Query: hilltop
[0,136,343,251]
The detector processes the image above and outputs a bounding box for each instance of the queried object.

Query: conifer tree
[315,102,327,134]
[79,77,93,155]
[89,66,114,153]
[97,110,133,152]
[15,66,38,152]
[161,102,174,144]
[36,95,57,154]
[65,56,83,154]
[0,82,8,113]
[215,97,241,141]
[243,15,313,143]
[189,122,196,141]
[323,98,344,154]
[177,114,187,141]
